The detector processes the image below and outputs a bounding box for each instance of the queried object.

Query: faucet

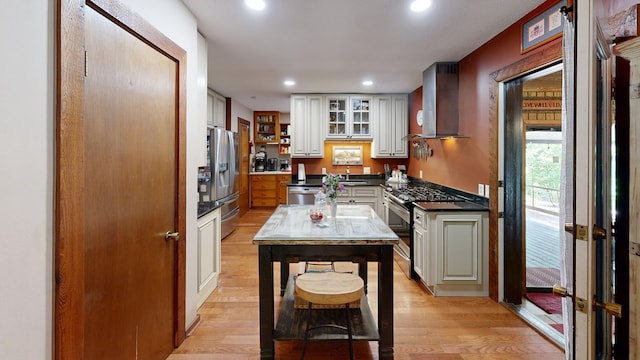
[345,166,350,180]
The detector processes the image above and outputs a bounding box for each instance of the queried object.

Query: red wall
[293,0,567,190]
[406,0,562,194]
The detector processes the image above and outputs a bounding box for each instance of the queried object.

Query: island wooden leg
[358,261,368,294]
[280,260,290,296]
[378,245,394,359]
[258,246,275,359]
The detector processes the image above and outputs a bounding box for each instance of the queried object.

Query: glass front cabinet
[326,95,372,139]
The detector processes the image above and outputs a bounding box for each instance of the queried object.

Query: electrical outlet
[419,170,423,178]
[478,184,485,196]
[363,167,371,174]
[484,184,490,198]
[322,168,326,175]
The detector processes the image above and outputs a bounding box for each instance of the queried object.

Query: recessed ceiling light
[245,0,266,11]
[284,80,296,86]
[410,0,431,12]
[362,80,373,86]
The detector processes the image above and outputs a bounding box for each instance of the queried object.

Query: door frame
[238,118,251,216]
[503,63,564,305]
[489,42,562,302]
[55,0,187,357]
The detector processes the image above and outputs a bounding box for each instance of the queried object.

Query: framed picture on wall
[332,146,363,165]
[521,0,568,54]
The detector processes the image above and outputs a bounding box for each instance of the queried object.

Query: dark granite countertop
[197,200,223,218]
[288,174,385,187]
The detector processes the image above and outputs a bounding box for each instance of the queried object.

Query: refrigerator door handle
[221,193,240,204]
[221,207,240,221]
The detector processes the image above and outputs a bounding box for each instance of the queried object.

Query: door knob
[552,284,570,297]
[165,231,180,242]
[593,225,606,241]
[564,223,606,241]
[553,285,622,317]
[594,299,622,318]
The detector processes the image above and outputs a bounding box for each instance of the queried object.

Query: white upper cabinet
[207,89,226,128]
[372,94,408,158]
[290,95,324,158]
[326,95,372,139]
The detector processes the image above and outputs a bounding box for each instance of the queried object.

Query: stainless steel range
[382,184,466,279]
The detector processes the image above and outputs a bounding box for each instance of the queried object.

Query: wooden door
[56,0,187,358]
[238,118,250,215]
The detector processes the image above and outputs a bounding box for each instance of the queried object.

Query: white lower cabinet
[414,207,488,296]
[196,208,221,308]
[337,186,382,217]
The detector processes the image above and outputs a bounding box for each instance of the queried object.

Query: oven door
[383,193,412,278]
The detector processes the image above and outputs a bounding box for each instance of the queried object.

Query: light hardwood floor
[169,208,564,359]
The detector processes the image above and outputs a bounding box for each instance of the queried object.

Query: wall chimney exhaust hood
[421,62,462,138]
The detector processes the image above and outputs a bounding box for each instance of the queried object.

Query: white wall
[0,1,202,358]
[231,99,255,135]
[0,1,54,358]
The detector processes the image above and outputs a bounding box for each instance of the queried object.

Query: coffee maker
[280,159,290,171]
[254,158,265,172]
[254,146,266,172]
[267,158,278,171]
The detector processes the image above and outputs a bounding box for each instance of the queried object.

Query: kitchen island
[253,204,399,359]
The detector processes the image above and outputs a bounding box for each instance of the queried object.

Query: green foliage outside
[526,141,562,210]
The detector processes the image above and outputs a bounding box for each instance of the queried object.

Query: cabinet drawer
[252,175,277,183]
[252,198,277,207]
[413,208,426,228]
[337,187,353,197]
[252,189,276,198]
[252,181,276,190]
[352,187,379,197]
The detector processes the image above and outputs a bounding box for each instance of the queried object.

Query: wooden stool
[295,272,364,360]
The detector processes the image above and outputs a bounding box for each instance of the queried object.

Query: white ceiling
[182,0,546,113]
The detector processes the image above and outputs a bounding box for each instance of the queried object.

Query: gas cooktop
[386,185,465,203]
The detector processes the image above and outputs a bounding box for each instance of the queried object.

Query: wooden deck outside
[526,208,561,288]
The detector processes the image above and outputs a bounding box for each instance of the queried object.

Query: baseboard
[185,314,201,337]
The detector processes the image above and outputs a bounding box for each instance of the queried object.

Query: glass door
[327,96,347,137]
[350,96,371,138]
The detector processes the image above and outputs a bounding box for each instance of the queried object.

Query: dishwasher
[287,186,320,205]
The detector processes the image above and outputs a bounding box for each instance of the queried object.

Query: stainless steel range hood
[421,62,461,138]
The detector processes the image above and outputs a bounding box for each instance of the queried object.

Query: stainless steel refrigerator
[210,128,240,239]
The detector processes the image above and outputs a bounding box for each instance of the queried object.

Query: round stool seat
[295,272,364,305]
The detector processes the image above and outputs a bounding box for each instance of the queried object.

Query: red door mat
[550,323,564,334]
[525,292,562,314]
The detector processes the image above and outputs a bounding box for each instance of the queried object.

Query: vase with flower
[322,173,345,218]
